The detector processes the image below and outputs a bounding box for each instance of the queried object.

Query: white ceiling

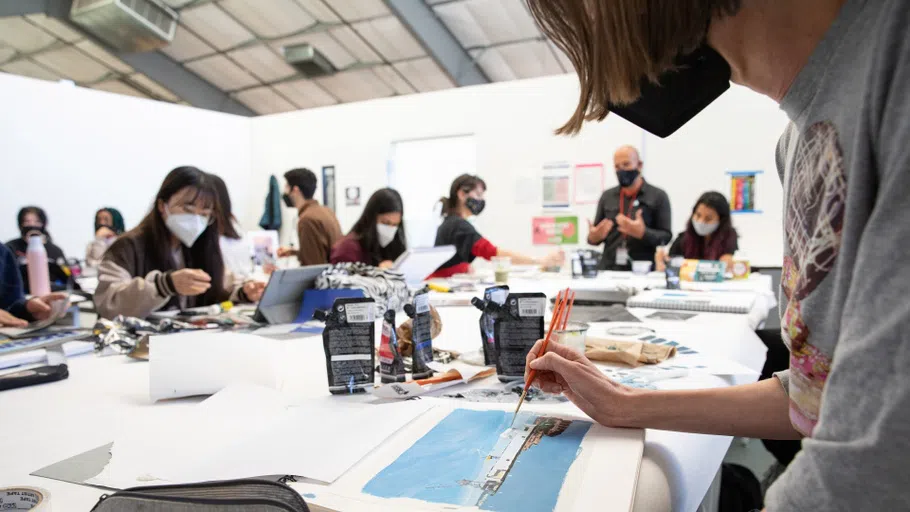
[0,0,571,115]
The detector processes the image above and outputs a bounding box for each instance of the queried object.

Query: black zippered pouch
[90,479,310,511]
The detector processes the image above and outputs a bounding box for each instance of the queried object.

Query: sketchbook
[627,290,757,315]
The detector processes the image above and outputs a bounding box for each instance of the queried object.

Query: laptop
[392,246,457,287]
[253,265,330,325]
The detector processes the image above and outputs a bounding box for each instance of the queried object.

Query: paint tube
[404,291,433,380]
[493,293,546,383]
[378,307,406,383]
[471,285,509,366]
[315,297,376,395]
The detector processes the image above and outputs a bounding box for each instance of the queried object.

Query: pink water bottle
[26,235,51,297]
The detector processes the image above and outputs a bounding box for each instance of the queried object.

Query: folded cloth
[584,336,677,367]
[315,262,410,315]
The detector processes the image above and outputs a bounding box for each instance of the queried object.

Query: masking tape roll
[0,487,52,511]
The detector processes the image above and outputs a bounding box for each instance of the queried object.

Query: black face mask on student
[282,193,295,208]
[608,45,731,138]
[465,198,486,216]
[20,225,45,239]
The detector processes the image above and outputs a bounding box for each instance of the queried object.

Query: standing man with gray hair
[588,145,672,270]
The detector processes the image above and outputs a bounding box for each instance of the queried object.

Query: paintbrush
[510,288,570,427]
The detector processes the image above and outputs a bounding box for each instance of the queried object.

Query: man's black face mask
[608,45,731,138]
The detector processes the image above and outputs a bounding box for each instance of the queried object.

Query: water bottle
[26,235,51,297]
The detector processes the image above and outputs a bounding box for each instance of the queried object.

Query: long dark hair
[209,174,241,240]
[133,166,227,305]
[681,191,737,260]
[350,188,407,265]
[439,174,486,216]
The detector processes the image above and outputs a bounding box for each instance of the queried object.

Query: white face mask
[692,220,720,236]
[376,223,398,248]
[165,208,210,247]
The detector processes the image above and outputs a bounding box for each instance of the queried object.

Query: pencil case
[90,479,310,511]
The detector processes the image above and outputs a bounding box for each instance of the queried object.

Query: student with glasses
[93,167,264,319]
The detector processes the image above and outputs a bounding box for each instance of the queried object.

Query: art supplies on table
[0,340,92,371]
[317,297,376,395]
[372,363,496,399]
[493,292,546,383]
[392,246,457,287]
[731,260,751,279]
[378,308,405,383]
[585,337,678,367]
[471,285,509,366]
[678,259,726,282]
[403,292,433,380]
[647,311,698,321]
[627,290,757,314]
[0,330,89,357]
[253,264,330,324]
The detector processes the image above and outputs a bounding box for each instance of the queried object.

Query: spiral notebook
[627,290,757,314]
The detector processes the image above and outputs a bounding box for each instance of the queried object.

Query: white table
[0,302,766,512]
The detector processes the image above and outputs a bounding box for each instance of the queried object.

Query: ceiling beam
[384,0,488,87]
[14,0,255,116]
[0,0,47,17]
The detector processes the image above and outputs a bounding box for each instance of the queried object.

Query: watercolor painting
[363,409,591,511]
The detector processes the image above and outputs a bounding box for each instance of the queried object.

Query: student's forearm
[496,249,538,265]
[624,378,802,439]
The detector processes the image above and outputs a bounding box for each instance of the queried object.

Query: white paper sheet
[148,331,281,401]
[90,384,434,487]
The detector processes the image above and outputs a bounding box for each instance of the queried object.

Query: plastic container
[631,260,653,275]
[554,322,589,355]
[492,256,511,284]
[26,235,50,296]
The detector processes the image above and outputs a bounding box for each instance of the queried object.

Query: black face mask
[282,193,295,208]
[617,170,640,188]
[20,225,45,239]
[465,197,486,216]
[608,45,731,138]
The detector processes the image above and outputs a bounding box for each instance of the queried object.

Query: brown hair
[439,174,487,216]
[526,0,742,135]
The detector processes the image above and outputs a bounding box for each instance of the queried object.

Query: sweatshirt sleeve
[93,259,174,319]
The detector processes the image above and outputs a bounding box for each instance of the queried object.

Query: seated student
[85,207,125,268]
[211,174,251,280]
[94,167,265,319]
[0,243,66,327]
[655,191,738,271]
[5,206,70,292]
[331,188,406,268]
[429,174,563,278]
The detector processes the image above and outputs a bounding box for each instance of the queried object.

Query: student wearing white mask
[331,188,406,268]
[655,191,738,271]
[94,167,264,319]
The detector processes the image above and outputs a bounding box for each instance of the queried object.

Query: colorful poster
[363,409,592,512]
[532,216,579,245]
[573,163,605,204]
[542,162,571,209]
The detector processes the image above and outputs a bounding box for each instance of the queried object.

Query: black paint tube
[379,308,406,383]
[471,285,509,366]
[493,293,546,383]
[404,292,433,380]
[316,297,376,395]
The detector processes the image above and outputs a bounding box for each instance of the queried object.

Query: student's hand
[378,260,395,270]
[525,340,635,428]
[276,246,297,258]
[541,250,565,269]
[655,247,668,272]
[170,269,212,296]
[616,210,646,239]
[0,309,28,327]
[242,280,266,302]
[587,218,614,244]
[95,226,116,239]
[26,293,69,321]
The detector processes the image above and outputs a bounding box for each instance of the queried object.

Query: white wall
[0,72,252,259]
[250,74,789,266]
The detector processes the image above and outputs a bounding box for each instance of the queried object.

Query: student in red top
[330,188,406,268]
[429,174,563,278]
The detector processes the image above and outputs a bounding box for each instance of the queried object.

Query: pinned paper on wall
[532,216,579,245]
[345,186,361,206]
[541,162,571,209]
[573,163,605,204]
